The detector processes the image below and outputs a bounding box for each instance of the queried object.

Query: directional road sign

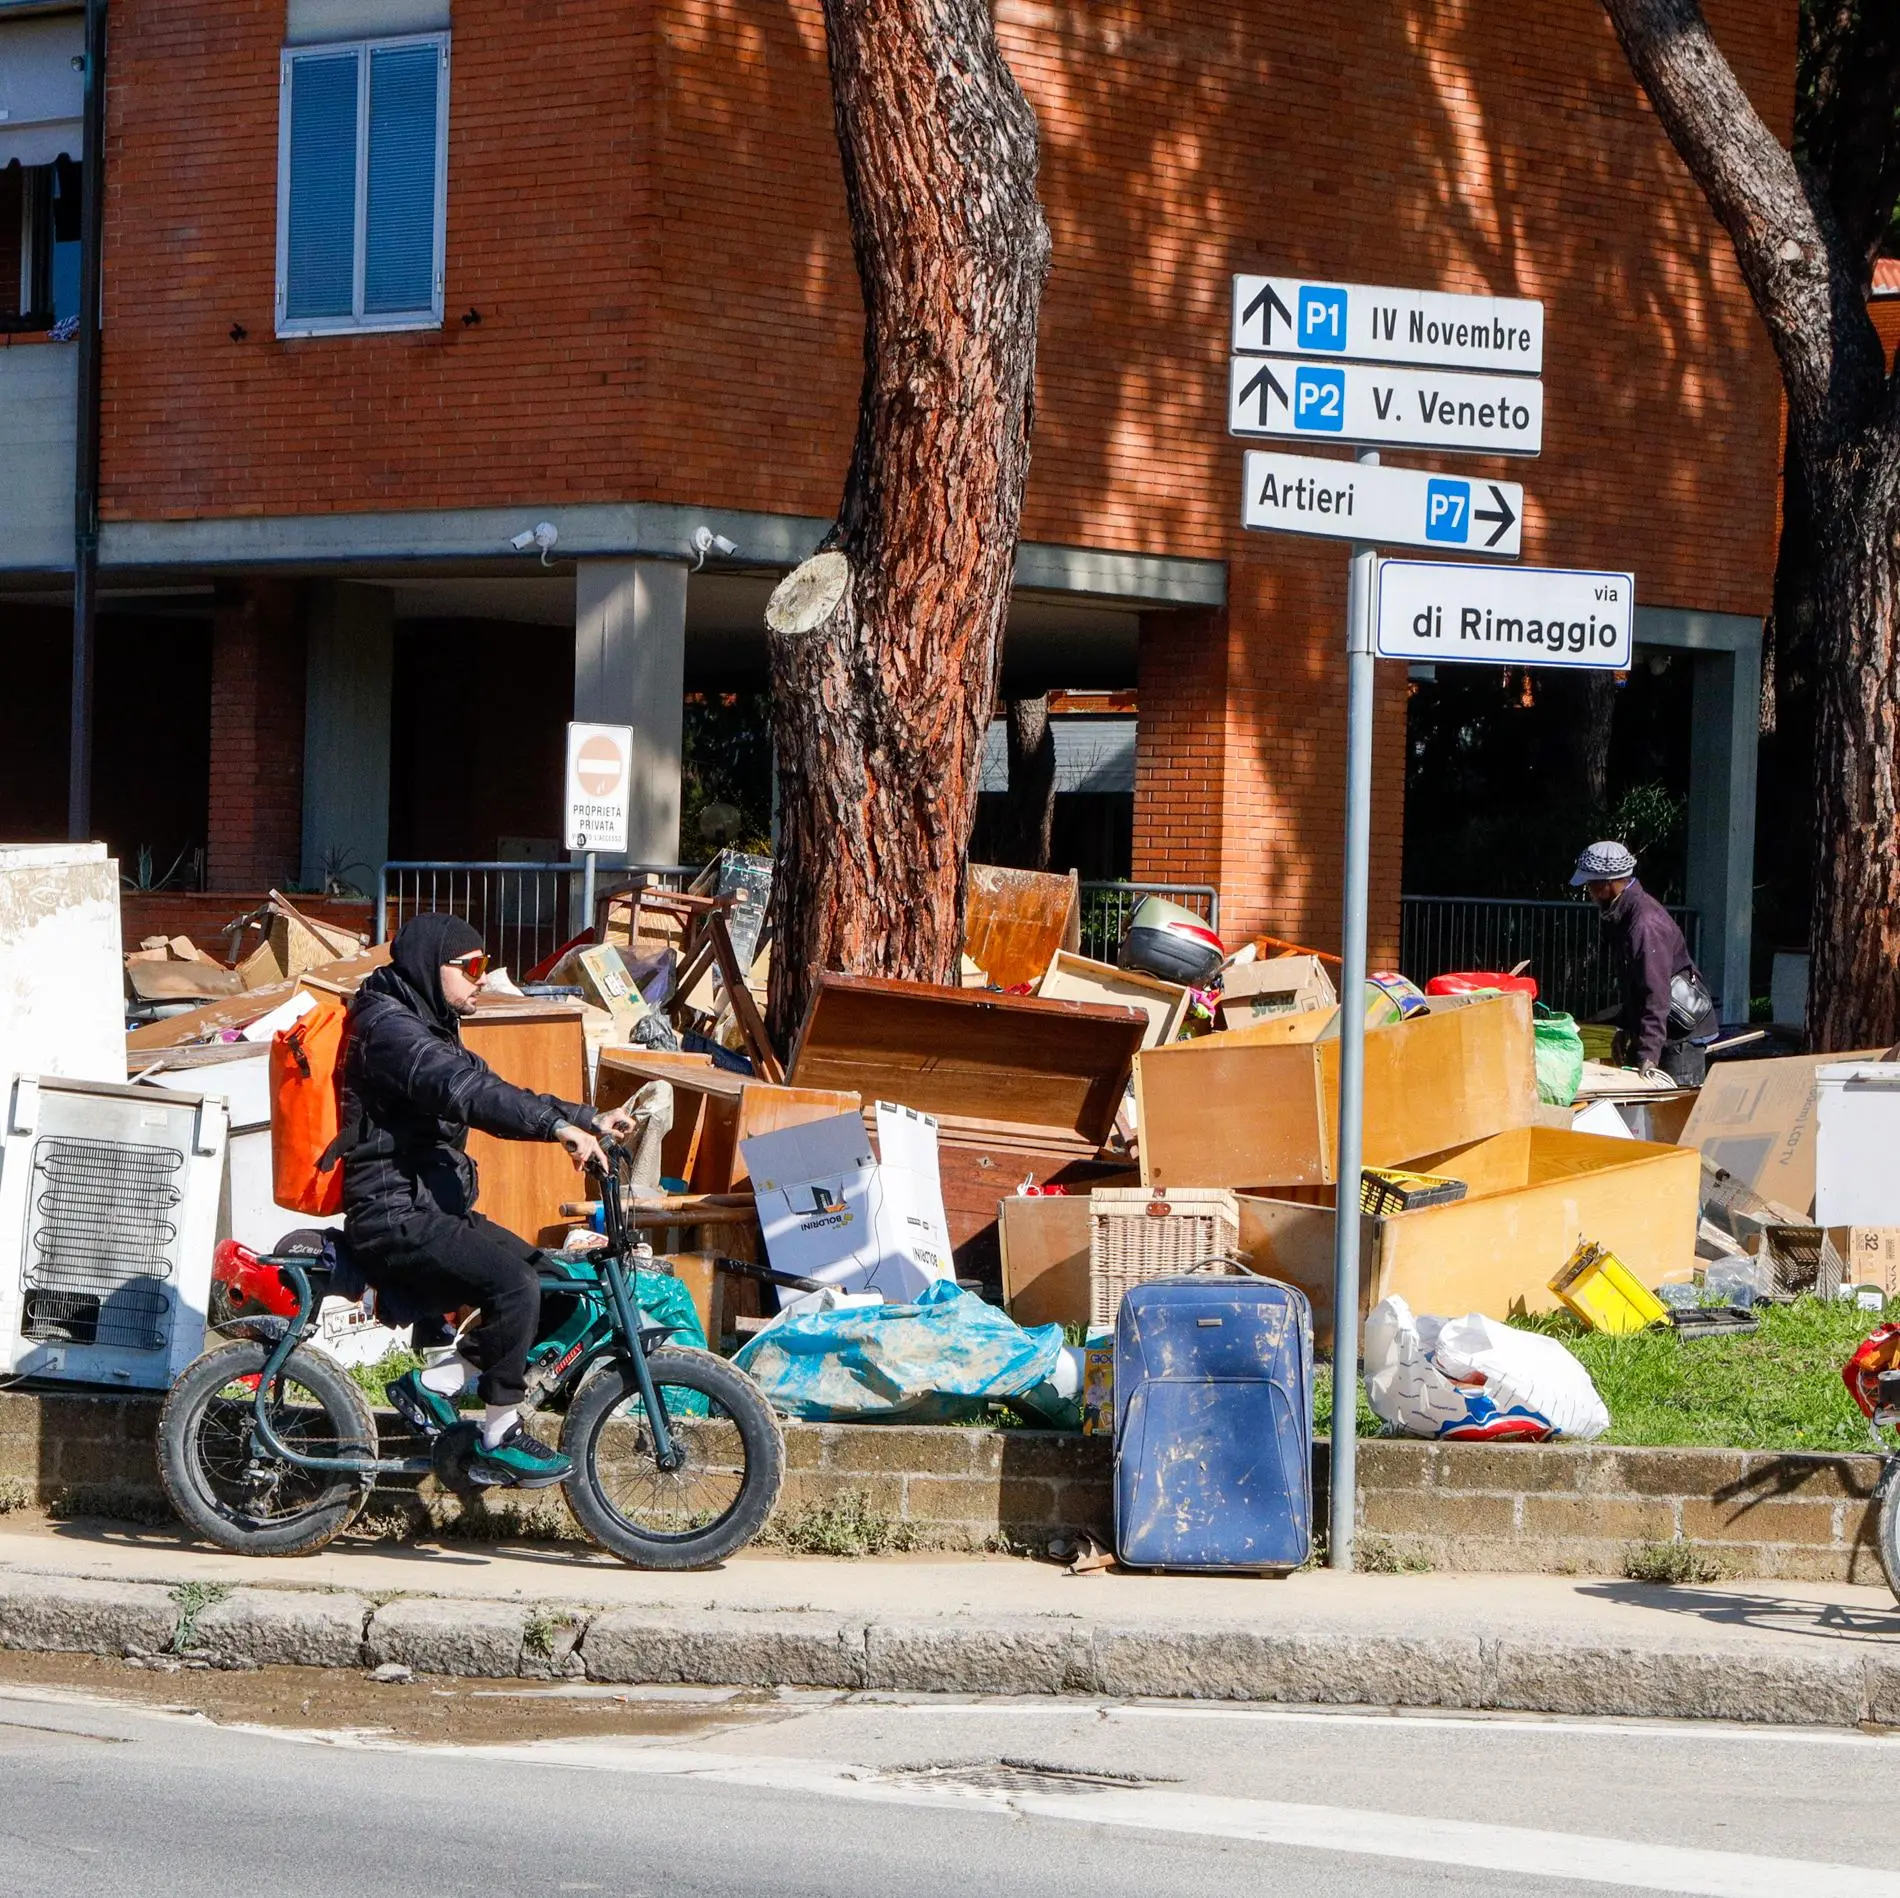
[1230,355,1542,456]
[1242,451,1521,557]
[1374,560,1634,670]
[1232,275,1544,375]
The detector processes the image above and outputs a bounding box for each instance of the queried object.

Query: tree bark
[1601,0,1900,1047]
[1000,695,1057,870]
[763,0,1050,1053]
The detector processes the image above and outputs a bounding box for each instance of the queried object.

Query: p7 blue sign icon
[1425,478,1472,543]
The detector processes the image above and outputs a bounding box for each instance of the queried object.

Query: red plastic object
[1425,970,1539,999]
[1843,1323,1900,1420]
[212,1237,300,1319]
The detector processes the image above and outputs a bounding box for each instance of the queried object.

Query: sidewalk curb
[0,1571,1890,1727]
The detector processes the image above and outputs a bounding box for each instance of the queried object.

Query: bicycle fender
[220,1315,294,1346]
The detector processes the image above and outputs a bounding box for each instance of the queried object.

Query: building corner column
[573,560,687,867]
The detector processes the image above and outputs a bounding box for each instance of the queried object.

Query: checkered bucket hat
[1570,840,1637,886]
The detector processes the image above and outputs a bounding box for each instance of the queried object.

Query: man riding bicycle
[341,913,638,1489]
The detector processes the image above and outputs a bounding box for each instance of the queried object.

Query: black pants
[1660,1038,1709,1087]
[358,1210,542,1407]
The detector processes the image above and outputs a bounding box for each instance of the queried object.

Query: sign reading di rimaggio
[1374,560,1634,671]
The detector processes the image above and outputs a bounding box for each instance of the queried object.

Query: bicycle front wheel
[1876,1456,1900,1605]
[561,1349,783,1569]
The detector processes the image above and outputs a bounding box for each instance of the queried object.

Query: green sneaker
[468,1420,573,1490]
[387,1370,462,1436]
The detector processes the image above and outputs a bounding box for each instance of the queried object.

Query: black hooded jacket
[340,914,595,1255]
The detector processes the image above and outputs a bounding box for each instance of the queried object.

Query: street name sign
[1374,560,1634,670]
[1242,450,1522,557]
[1231,275,1544,375]
[564,720,633,853]
[1228,355,1542,456]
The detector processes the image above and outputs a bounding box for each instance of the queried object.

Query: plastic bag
[1363,1295,1608,1441]
[733,1279,1065,1423]
[1533,1004,1585,1107]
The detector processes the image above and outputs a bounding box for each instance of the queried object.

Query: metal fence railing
[1076,881,1220,966]
[1399,894,1700,1021]
[379,864,1218,984]
[376,862,701,979]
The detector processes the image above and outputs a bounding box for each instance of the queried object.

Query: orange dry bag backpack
[270,995,350,1215]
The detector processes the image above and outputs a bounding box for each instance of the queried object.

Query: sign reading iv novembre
[1228,356,1542,457]
[1242,451,1523,558]
[1375,561,1634,671]
[1231,276,1544,375]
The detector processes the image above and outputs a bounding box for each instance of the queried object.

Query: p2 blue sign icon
[1425,477,1471,544]
[1293,366,1345,433]
[1297,285,1347,353]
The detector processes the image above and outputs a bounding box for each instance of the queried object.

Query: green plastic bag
[1533,1004,1584,1107]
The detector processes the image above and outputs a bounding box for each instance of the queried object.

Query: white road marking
[262,1732,1900,1897]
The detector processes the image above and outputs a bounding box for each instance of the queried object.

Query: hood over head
[389,912,484,1025]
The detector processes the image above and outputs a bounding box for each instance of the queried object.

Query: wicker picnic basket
[1086,1187,1243,1331]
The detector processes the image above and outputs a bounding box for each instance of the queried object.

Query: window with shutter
[276,33,448,336]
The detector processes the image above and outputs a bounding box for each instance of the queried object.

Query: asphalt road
[2,1676,1897,1898]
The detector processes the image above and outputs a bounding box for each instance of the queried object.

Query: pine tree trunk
[1598,0,1900,1049]
[1001,695,1057,870]
[763,0,1050,1053]
[1808,449,1900,1048]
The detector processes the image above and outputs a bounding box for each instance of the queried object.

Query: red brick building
[0,0,1790,1005]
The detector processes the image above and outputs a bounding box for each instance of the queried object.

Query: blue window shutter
[285,50,359,321]
[363,44,440,315]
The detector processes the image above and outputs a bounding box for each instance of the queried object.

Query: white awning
[0,10,83,168]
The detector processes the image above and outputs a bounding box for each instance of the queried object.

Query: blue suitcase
[1113,1274,1314,1572]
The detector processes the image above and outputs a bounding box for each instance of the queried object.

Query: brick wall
[206,581,305,891]
[95,0,1794,935]
[5,1390,1880,1583]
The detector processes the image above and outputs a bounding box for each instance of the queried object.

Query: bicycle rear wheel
[158,1340,374,1556]
[561,1349,783,1569]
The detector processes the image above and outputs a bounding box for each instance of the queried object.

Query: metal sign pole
[1329,446,1379,1572]
[582,850,598,940]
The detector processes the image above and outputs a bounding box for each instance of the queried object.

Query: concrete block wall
[4,1391,1884,1584]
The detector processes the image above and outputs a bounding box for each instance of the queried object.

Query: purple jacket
[1601,878,1697,1067]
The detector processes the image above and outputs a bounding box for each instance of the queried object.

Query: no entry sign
[564,721,633,853]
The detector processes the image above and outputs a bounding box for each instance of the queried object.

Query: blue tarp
[734,1280,1066,1424]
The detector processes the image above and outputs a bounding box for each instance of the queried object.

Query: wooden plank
[789,973,1145,1146]
[999,1194,1095,1329]
[462,1009,588,1248]
[1136,993,1535,1188]
[1243,1131,1699,1350]
[1037,951,1190,1051]
[963,863,1079,990]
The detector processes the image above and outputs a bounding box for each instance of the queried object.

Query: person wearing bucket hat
[1570,840,1716,1085]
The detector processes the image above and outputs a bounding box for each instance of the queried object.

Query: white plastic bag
[1363,1295,1609,1442]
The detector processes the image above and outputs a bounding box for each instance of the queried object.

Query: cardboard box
[1037,951,1190,1051]
[573,943,651,1040]
[1677,1049,1885,1218]
[1820,1226,1900,1299]
[1217,953,1337,1029]
[1134,991,1536,1189]
[1002,1126,1696,1350]
[742,1102,954,1303]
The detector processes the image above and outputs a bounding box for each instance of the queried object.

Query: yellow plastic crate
[1549,1239,1670,1335]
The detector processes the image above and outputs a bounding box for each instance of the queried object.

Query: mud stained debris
[0,1650,786,1747]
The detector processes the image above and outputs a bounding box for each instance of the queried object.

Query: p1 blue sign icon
[1298,285,1347,352]
[1293,366,1345,433]
[1425,478,1471,544]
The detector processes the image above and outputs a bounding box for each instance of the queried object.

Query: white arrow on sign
[1242,450,1522,557]
[1229,355,1543,456]
[1232,275,1544,375]
[1375,559,1634,670]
